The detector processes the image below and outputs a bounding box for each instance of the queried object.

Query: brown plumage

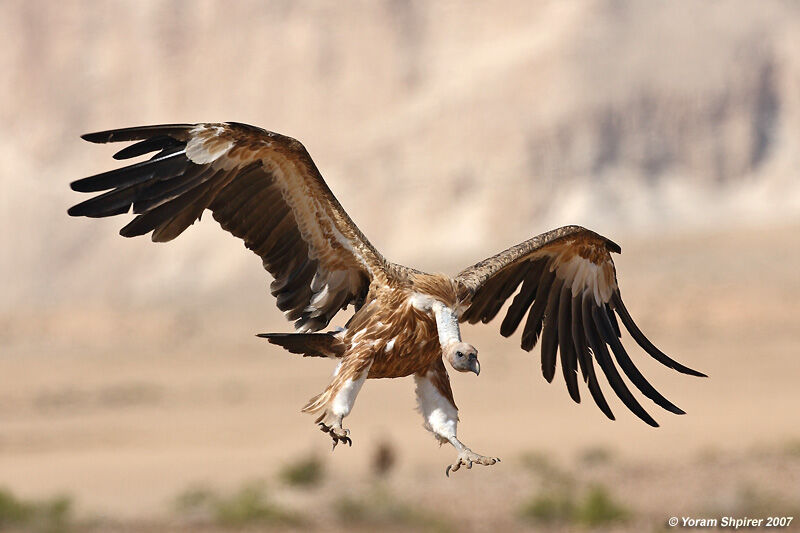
[69,122,706,474]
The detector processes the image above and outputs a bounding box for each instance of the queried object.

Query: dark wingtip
[69,178,89,192]
[256,333,288,343]
[82,131,113,143]
[611,291,707,377]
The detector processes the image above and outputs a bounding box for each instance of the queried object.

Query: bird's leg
[414,360,500,476]
[444,435,500,477]
[303,356,372,450]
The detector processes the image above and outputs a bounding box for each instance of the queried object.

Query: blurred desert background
[2,0,800,531]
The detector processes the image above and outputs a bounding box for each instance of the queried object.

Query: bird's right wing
[69,122,389,331]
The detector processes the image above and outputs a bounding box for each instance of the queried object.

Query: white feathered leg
[304,356,372,449]
[414,362,500,476]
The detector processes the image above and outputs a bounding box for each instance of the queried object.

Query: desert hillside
[1,0,800,309]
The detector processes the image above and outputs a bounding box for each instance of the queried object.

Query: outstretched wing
[455,225,705,427]
[69,122,389,332]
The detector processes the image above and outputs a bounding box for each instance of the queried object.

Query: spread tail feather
[257,332,346,359]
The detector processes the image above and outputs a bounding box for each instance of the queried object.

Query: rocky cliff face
[2,0,799,308]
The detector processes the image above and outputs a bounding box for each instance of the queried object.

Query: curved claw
[325,426,352,451]
[445,450,500,477]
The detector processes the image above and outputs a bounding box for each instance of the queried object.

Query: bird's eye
[456,351,464,359]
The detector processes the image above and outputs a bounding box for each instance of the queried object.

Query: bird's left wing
[455,225,705,426]
[69,122,389,332]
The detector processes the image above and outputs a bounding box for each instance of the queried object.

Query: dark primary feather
[500,258,545,337]
[572,293,614,419]
[539,276,563,383]
[611,292,707,377]
[595,308,683,414]
[81,124,193,144]
[584,295,658,427]
[520,266,555,351]
[70,150,188,193]
[113,136,182,160]
[558,284,580,403]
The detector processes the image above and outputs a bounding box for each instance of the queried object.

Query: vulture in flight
[69,122,705,475]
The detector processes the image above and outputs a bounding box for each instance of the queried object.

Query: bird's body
[69,122,705,474]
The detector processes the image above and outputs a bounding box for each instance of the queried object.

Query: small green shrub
[175,481,303,527]
[335,487,452,533]
[579,446,615,466]
[279,455,324,488]
[0,487,73,533]
[519,451,574,486]
[519,483,630,528]
[174,485,216,515]
[575,485,630,526]
[518,490,575,524]
[783,440,800,457]
[215,483,296,526]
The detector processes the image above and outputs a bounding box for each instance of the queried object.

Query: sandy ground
[1,223,799,531]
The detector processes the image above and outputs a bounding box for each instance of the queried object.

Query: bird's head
[443,342,480,375]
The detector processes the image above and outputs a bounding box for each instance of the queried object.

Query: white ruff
[414,371,458,440]
[410,293,462,348]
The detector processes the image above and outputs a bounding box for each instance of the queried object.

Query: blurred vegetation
[175,481,303,528]
[0,487,73,533]
[334,486,452,533]
[279,454,325,488]
[519,451,575,487]
[518,450,630,528]
[519,484,630,528]
[578,446,615,467]
[783,439,800,457]
[704,483,800,519]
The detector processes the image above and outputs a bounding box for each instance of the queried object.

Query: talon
[446,449,499,475]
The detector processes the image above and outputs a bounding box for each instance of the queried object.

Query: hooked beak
[468,356,480,376]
